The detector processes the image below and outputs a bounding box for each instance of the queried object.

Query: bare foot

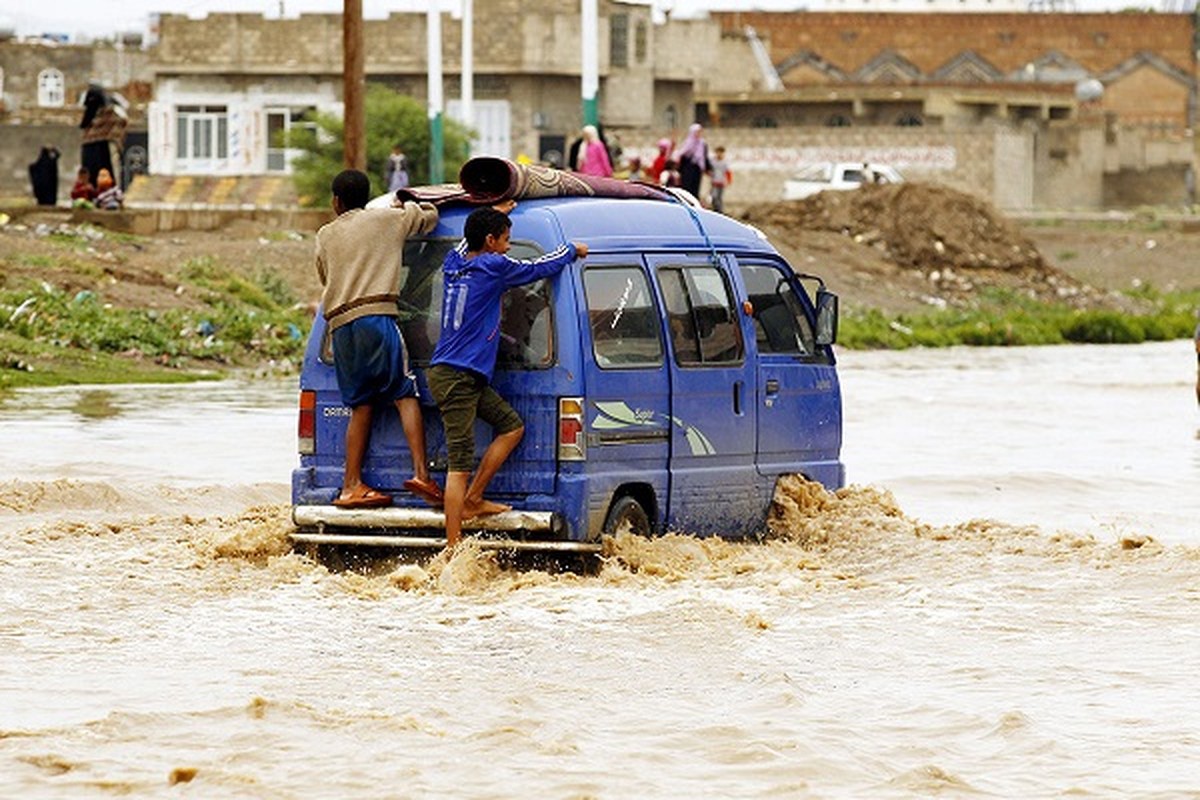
[463,498,511,519]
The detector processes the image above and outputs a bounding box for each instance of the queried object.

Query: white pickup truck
[782,162,903,200]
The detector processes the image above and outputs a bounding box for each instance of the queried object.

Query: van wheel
[603,496,651,537]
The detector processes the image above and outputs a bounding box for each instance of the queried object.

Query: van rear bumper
[290,505,600,554]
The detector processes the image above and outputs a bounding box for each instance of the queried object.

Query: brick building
[697,11,1196,208]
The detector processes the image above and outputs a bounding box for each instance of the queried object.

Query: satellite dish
[1075,78,1104,102]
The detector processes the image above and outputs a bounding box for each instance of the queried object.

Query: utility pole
[428,7,444,183]
[581,0,598,127]
[343,0,366,170]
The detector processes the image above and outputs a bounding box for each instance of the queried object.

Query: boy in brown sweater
[315,169,443,508]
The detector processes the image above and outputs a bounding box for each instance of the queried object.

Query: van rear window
[398,238,552,369]
[321,237,552,369]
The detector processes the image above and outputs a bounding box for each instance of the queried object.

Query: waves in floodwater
[2,472,1198,798]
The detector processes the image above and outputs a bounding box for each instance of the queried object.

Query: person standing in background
[79,82,127,190]
[28,146,60,206]
[649,138,672,185]
[708,145,731,213]
[576,125,613,178]
[672,123,711,201]
[385,144,409,193]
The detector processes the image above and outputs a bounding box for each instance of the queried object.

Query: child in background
[70,167,95,207]
[427,205,588,548]
[94,168,124,210]
[709,145,732,213]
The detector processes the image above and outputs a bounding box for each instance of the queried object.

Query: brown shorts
[426,364,523,473]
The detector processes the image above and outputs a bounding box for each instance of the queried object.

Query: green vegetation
[0,262,311,393]
[283,85,475,207]
[838,286,1200,349]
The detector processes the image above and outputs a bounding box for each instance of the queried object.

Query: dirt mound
[746,182,1049,272]
[742,182,1094,309]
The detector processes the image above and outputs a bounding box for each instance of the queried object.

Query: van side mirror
[815,288,839,346]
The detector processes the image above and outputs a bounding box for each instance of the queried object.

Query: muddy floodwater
[1,341,1197,798]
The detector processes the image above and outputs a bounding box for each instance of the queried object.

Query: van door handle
[765,379,780,394]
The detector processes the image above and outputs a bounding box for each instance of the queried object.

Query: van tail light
[558,396,586,461]
[298,390,316,455]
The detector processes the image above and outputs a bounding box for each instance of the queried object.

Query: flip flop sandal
[333,487,393,509]
[403,478,444,507]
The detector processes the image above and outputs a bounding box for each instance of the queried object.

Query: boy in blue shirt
[427,205,588,548]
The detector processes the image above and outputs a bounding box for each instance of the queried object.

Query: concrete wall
[1102,163,1192,209]
[691,126,999,208]
[1033,123,1105,210]
[698,123,1161,211]
[0,123,81,203]
[993,129,1034,211]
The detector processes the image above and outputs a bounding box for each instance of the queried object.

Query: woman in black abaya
[28,146,61,206]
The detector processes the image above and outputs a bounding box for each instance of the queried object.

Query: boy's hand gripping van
[291,160,844,555]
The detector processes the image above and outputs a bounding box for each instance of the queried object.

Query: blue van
[290,193,843,555]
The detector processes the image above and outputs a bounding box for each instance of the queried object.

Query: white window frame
[175,105,229,172]
[37,68,65,107]
[265,106,316,173]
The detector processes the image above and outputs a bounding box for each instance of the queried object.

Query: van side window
[657,265,744,366]
[583,266,663,369]
[738,262,816,356]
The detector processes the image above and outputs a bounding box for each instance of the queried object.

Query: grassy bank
[838,286,1200,349]
[0,252,311,393]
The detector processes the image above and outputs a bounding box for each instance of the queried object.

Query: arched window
[37,68,65,107]
[896,112,924,127]
[664,104,677,131]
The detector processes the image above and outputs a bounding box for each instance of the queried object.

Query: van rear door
[649,255,763,537]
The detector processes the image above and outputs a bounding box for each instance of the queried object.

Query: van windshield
[398,237,553,370]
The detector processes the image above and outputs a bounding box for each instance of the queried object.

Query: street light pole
[461,0,473,133]
[428,7,445,184]
[581,0,598,127]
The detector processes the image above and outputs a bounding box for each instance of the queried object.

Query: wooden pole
[343,0,365,170]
